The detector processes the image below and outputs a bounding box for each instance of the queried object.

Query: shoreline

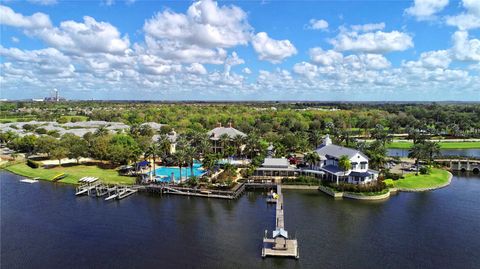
[1,167,455,201]
[395,171,453,192]
[318,170,453,200]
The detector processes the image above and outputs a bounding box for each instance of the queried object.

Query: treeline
[2,102,479,138]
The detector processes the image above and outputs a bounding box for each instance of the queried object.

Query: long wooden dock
[262,185,299,259]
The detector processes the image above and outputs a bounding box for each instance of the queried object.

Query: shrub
[419,166,431,175]
[35,128,47,134]
[384,171,404,180]
[27,159,40,168]
[323,180,387,193]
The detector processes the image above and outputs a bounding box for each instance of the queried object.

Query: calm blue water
[152,162,204,182]
[1,171,480,269]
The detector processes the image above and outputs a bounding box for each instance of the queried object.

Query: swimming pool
[151,162,205,183]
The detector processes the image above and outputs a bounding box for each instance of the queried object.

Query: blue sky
[1,0,479,101]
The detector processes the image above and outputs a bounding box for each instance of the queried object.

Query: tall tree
[338,155,352,185]
[408,143,427,175]
[145,143,162,176]
[174,150,187,182]
[61,134,88,163]
[304,151,320,169]
[184,145,197,178]
[309,130,323,148]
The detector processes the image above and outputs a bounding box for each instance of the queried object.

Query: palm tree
[232,134,245,157]
[199,137,211,157]
[304,151,320,169]
[408,143,426,175]
[174,150,187,182]
[184,145,197,178]
[145,143,161,176]
[202,153,218,177]
[423,141,441,164]
[219,133,230,156]
[309,130,323,148]
[94,126,109,137]
[245,134,261,159]
[365,141,387,170]
[338,155,352,185]
[157,134,172,157]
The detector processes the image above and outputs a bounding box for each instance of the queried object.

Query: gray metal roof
[262,158,290,168]
[321,165,345,175]
[315,144,368,160]
[207,127,246,139]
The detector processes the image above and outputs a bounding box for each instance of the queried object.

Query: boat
[20,178,39,184]
[266,190,278,203]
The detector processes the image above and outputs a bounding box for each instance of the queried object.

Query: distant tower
[322,134,332,146]
[54,88,59,102]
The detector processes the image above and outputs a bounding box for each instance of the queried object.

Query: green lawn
[385,168,450,190]
[387,141,480,149]
[4,163,135,185]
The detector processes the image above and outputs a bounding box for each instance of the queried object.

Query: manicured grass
[4,163,135,185]
[387,141,480,149]
[59,115,89,122]
[386,168,450,190]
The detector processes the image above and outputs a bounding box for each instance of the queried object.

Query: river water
[387,148,480,158]
[1,171,479,269]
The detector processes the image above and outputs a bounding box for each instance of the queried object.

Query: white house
[313,135,378,185]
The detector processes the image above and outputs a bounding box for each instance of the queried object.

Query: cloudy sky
[1,0,479,101]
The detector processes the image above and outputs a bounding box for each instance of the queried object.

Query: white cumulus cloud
[308,19,328,30]
[405,0,449,20]
[452,31,480,61]
[309,47,343,66]
[0,5,52,29]
[252,32,297,63]
[331,30,413,53]
[403,50,451,69]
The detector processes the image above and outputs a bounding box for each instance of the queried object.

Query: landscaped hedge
[382,171,404,180]
[26,159,40,169]
[321,180,387,193]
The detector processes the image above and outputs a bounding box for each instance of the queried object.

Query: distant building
[44,89,66,102]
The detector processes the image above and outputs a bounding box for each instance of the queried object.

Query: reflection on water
[1,171,480,269]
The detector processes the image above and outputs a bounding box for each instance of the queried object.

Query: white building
[313,135,378,185]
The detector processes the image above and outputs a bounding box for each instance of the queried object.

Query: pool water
[151,162,204,182]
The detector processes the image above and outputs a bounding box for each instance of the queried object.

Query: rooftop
[316,144,368,160]
[262,158,290,168]
[207,124,246,140]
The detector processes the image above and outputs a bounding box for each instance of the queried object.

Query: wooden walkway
[262,185,299,259]
[137,183,246,200]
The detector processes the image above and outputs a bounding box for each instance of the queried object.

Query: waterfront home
[313,135,378,184]
[253,158,299,180]
[206,123,247,154]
